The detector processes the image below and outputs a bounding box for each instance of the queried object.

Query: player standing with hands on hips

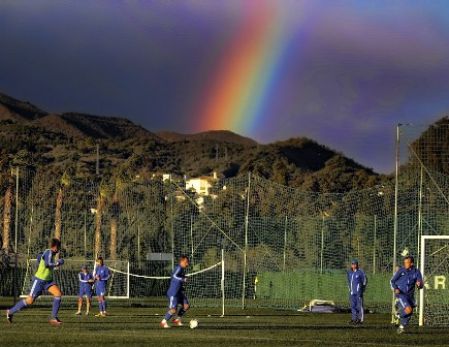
[6,238,64,325]
[347,259,367,325]
[160,255,190,328]
[390,255,424,334]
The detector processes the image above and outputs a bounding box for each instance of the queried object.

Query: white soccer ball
[189,319,199,329]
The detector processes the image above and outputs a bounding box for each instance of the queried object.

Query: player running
[75,265,94,316]
[93,257,110,317]
[160,255,190,328]
[390,255,424,334]
[347,259,367,325]
[6,238,64,326]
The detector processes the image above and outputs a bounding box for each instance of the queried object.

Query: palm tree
[54,172,70,240]
[2,171,13,252]
[110,177,124,260]
[94,182,108,257]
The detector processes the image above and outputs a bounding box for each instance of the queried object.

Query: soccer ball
[189,319,199,329]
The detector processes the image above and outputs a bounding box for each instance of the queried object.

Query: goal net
[419,235,449,326]
[21,259,130,299]
[109,257,225,316]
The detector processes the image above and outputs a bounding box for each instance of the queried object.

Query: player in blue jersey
[160,255,190,328]
[390,255,424,334]
[75,265,94,316]
[347,259,367,325]
[93,257,110,317]
[6,238,64,325]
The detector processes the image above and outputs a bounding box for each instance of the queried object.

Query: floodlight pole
[391,123,401,323]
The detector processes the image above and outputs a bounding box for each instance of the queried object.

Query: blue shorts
[29,277,56,299]
[396,294,416,309]
[95,281,107,297]
[79,284,93,298]
[168,292,189,309]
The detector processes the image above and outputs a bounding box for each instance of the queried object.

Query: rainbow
[197,1,295,134]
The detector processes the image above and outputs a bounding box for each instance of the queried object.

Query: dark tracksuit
[347,269,367,322]
[390,266,423,327]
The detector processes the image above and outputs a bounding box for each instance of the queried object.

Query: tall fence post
[13,166,19,304]
[283,215,288,272]
[417,164,424,268]
[392,123,401,323]
[242,172,251,309]
[373,215,377,274]
[320,215,325,274]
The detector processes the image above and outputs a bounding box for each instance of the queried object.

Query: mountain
[0,92,160,141]
[157,130,257,147]
[0,91,381,191]
[0,92,46,121]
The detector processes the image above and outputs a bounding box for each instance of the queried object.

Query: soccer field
[1,306,449,347]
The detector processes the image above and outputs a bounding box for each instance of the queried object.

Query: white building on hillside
[185,172,218,196]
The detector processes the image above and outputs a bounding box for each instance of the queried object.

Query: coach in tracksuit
[390,255,423,334]
[347,259,367,325]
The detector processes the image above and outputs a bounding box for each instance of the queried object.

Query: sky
[1,0,449,173]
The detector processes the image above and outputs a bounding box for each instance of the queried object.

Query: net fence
[0,120,448,319]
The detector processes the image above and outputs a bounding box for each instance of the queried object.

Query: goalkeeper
[6,238,64,325]
[390,256,423,334]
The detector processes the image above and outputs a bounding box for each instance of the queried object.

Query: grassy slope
[0,306,448,347]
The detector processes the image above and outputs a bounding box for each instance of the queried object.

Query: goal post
[108,250,226,316]
[419,235,449,326]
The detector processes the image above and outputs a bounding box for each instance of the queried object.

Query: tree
[2,171,13,252]
[54,171,71,240]
[110,177,124,260]
[94,182,109,257]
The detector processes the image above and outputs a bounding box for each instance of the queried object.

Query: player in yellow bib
[6,238,65,325]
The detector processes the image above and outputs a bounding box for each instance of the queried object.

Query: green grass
[1,304,449,347]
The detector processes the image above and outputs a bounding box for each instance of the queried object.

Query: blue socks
[52,297,61,319]
[98,301,106,312]
[9,299,27,315]
[164,311,173,320]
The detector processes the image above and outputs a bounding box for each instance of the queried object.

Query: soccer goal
[108,249,226,316]
[21,259,130,299]
[419,235,449,326]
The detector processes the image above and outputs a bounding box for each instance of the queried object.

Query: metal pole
[96,143,100,176]
[13,167,19,304]
[137,226,141,268]
[170,195,175,269]
[373,215,377,275]
[14,167,19,253]
[190,214,194,264]
[221,248,225,317]
[242,172,251,309]
[283,215,288,272]
[392,123,401,323]
[84,210,87,258]
[320,215,325,275]
[417,165,424,267]
[419,236,425,326]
